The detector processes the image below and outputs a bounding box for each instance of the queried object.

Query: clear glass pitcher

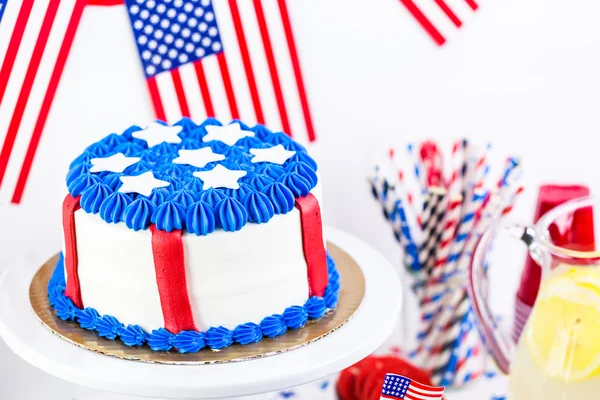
[468,197,600,400]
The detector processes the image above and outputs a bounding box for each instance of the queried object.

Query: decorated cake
[48,118,339,353]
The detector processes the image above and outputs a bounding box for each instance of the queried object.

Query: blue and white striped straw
[396,199,421,272]
[408,143,428,197]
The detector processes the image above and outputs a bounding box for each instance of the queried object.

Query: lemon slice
[526,267,600,383]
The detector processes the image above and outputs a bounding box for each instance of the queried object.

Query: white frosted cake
[49,118,339,352]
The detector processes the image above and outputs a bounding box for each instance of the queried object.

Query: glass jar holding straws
[369,139,523,388]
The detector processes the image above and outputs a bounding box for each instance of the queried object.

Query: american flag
[398,0,480,46]
[380,374,445,400]
[0,0,86,204]
[124,0,316,143]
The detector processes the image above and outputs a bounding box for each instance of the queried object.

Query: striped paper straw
[441,188,488,280]
[452,312,485,387]
[424,289,470,375]
[474,143,492,189]
[408,143,428,196]
[448,139,464,196]
[396,199,421,271]
[432,196,463,276]
[419,188,448,274]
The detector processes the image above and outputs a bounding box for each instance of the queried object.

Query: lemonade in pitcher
[509,266,600,399]
[468,197,600,400]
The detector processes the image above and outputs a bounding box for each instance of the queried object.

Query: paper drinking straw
[474,143,492,189]
[441,188,488,280]
[396,199,422,271]
[419,187,447,270]
[432,195,463,276]
[408,143,428,196]
[448,139,464,195]
[420,140,445,188]
[424,289,470,377]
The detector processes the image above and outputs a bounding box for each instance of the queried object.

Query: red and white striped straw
[433,196,463,273]
[447,140,464,195]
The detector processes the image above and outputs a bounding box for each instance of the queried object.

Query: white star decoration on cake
[194,165,247,190]
[132,122,182,147]
[90,153,140,173]
[249,144,296,165]
[118,171,170,196]
[173,148,225,168]
[203,123,254,146]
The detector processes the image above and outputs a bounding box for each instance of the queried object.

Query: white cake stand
[0,227,402,399]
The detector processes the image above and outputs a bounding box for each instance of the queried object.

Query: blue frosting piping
[224,183,252,202]
[257,164,286,180]
[260,315,287,338]
[151,201,186,232]
[80,183,111,214]
[99,192,132,224]
[279,172,312,197]
[66,162,90,186]
[76,308,100,330]
[119,325,148,347]
[173,330,206,353]
[233,323,263,345]
[243,191,274,224]
[68,173,101,197]
[186,201,216,236]
[167,189,198,208]
[282,306,308,330]
[215,197,248,232]
[48,253,339,354]
[246,174,274,190]
[287,162,318,188]
[304,297,327,319]
[148,328,175,351]
[103,173,123,191]
[205,326,234,350]
[67,118,319,235]
[199,187,227,208]
[123,198,156,231]
[262,182,295,214]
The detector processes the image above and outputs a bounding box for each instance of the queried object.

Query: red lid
[517,184,593,307]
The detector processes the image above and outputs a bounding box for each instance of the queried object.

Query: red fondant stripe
[253,0,292,137]
[150,226,197,333]
[229,0,265,124]
[194,61,215,117]
[63,194,83,308]
[295,194,328,297]
[216,52,240,120]
[11,0,86,204]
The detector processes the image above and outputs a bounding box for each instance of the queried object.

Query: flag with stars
[380,374,445,400]
[125,0,317,144]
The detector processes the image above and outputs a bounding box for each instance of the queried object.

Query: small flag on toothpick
[380,373,445,400]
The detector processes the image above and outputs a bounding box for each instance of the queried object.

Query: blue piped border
[48,253,340,353]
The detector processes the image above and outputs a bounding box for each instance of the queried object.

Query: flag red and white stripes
[0,0,86,205]
[127,0,316,146]
[398,0,480,46]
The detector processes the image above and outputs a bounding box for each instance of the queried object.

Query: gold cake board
[29,242,365,365]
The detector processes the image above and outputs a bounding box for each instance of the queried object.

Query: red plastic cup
[514,184,593,341]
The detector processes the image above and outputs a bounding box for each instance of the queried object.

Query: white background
[1,0,600,398]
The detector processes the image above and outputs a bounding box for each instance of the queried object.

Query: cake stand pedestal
[0,227,402,399]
